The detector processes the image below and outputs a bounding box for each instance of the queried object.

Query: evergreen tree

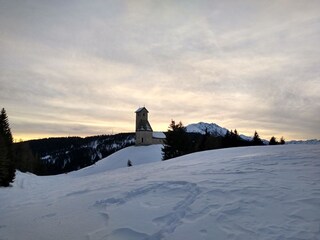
[0,108,15,186]
[252,131,264,145]
[0,135,10,186]
[127,159,132,167]
[232,129,241,146]
[269,136,278,145]
[162,120,190,160]
[223,130,231,147]
[13,141,43,174]
[280,137,285,145]
[199,128,209,151]
[224,129,241,147]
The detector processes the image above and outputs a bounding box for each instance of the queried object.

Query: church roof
[137,119,153,131]
[135,107,148,113]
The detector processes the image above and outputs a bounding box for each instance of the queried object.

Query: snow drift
[0,144,319,240]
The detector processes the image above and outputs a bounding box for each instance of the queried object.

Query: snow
[186,122,270,143]
[1,144,320,240]
[72,144,163,176]
[135,107,148,113]
[239,134,252,141]
[186,122,228,136]
[287,139,320,144]
[41,155,51,160]
[153,131,166,139]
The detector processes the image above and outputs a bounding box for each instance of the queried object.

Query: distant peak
[186,122,228,137]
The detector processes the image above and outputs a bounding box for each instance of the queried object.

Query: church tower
[135,107,153,145]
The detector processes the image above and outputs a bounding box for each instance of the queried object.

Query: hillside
[13,133,135,175]
[1,144,319,240]
[72,144,163,177]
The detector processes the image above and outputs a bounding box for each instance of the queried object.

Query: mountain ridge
[186,122,255,141]
[186,122,228,136]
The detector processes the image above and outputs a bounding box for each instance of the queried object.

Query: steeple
[135,107,152,132]
[134,107,165,145]
[135,107,153,145]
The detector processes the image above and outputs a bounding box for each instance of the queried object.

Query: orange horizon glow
[12,121,308,143]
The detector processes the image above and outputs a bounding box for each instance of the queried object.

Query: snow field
[0,144,319,240]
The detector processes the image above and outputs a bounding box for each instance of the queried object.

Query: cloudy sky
[1,0,319,141]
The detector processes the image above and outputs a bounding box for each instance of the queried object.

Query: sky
[0,0,319,141]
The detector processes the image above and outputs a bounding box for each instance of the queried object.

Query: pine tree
[0,108,15,186]
[0,135,10,186]
[229,129,240,147]
[162,120,190,160]
[223,130,234,147]
[269,136,278,145]
[280,137,285,145]
[127,159,132,167]
[252,131,263,145]
[13,141,43,174]
[199,128,210,151]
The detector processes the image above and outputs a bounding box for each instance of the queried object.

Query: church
[135,107,165,145]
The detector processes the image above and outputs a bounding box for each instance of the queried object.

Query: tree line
[162,120,285,160]
[12,133,135,175]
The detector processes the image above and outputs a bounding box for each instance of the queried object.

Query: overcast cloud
[0,0,319,140]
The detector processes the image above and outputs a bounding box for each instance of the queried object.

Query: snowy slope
[1,145,320,240]
[72,144,163,176]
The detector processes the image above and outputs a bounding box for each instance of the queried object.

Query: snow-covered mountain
[287,139,320,144]
[186,123,320,145]
[186,122,254,141]
[186,122,228,136]
[1,144,319,240]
